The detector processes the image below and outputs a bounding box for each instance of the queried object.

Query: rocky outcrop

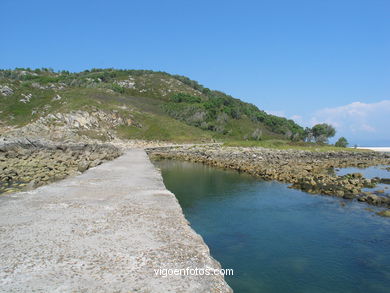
[20,93,32,103]
[147,145,390,209]
[0,85,13,96]
[3,109,139,142]
[114,77,136,89]
[41,110,134,129]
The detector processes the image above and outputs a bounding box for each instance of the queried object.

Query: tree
[303,127,313,142]
[311,123,336,143]
[335,137,348,148]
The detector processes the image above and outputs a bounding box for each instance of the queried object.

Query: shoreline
[147,145,390,212]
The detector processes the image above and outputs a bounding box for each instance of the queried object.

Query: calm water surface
[336,165,390,193]
[155,160,390,293]
[336,165,389,179]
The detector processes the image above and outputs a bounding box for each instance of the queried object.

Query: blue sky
[1,0,389,145]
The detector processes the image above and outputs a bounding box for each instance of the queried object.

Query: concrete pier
[0,149,231,292]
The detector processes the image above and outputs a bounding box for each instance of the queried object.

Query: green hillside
[0,68,304,142]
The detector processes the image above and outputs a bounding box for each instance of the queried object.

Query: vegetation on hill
[0,68,333,144]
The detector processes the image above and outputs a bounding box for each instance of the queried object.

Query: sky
[1,0,389,146]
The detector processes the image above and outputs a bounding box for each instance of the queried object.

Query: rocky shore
[147,145,390,211]
[0,138,122,194]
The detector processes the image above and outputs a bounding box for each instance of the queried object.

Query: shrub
[335,137,348,148]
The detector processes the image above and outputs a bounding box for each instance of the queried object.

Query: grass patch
[0,87,59,126]
[116,111,214,142]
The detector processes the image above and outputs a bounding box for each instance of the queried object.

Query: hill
[0,68,304,143]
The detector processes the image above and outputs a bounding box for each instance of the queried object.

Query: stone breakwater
[0,140,122,194]
[147,145,390,210]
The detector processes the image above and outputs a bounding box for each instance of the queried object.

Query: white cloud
[309,100,390,131]
[263,101,390,145]
[306,100,390,145]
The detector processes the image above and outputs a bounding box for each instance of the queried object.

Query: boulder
[379,178,390,184]
[343,193,355,199]
[0,85,13,96]
[77,161,90,172]
[376,210,390,217]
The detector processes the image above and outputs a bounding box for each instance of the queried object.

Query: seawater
[155,160,390,293]
[335,165,390,193]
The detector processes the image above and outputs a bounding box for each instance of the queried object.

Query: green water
[155,160,390,293]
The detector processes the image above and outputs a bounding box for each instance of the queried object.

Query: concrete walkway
[0,149,231,292]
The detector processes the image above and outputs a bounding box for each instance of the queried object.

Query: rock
[351,188,360,195]
[363,179,376,188]
[5,109,137,142]
[363,193,385,206]
[52,94,62,101]
[77,161,90,172]
[89,159,103,168]
[114,77,135,89]
[351,173,363,178]
[20,93,32,103]
[376,210,390,217]
[343,193,355,199]
[0,85,13,96]
[54,174,67,181]
[379,178,390,184]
